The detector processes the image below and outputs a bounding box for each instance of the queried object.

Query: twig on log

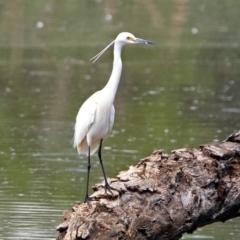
[56,131,240,240]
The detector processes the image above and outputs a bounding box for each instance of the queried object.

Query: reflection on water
[1,0,240,239]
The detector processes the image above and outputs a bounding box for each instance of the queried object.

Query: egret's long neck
[102,42,123,103]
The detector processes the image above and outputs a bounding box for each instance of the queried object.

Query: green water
[0,1,240,239]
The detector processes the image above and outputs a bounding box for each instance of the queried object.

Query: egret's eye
[127,36,133,41]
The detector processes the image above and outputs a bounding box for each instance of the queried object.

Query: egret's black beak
[135,38,156,45]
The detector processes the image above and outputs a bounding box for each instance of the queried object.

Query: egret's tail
[74,137,100,156]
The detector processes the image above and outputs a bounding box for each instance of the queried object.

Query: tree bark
[56,131,240,240]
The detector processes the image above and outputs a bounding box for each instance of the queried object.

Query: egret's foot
[104,182,118,195]
[84,195,95,203]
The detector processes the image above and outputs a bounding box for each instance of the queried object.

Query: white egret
[73,32,155,202]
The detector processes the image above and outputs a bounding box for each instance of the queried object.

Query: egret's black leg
[98,139,116,194]
[84,146,91,202]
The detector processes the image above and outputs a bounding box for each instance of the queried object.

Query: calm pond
[0,1,240,239]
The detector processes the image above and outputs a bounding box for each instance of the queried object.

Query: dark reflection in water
[1,0,240,239]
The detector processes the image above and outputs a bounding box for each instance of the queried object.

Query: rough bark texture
[56,131,240,240]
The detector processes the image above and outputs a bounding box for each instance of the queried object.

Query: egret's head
[115,32,156,45]
[90,32,155,63]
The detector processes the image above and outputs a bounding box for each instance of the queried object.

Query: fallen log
[56,131,240,240]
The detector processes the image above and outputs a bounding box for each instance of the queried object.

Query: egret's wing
[73,94,98,149]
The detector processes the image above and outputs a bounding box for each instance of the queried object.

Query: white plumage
[73,90,115,156]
